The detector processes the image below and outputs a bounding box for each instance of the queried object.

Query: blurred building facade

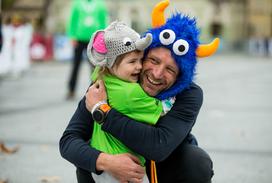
[2,0,272,55]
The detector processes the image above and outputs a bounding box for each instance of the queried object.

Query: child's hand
[85,80,108,112]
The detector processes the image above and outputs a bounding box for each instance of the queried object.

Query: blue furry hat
[144,13,200,100]
[145,0,219,100]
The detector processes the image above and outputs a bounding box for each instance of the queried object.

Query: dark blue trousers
[76,144,213,183]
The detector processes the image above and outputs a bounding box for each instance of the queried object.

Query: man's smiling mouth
[146,75,162,85]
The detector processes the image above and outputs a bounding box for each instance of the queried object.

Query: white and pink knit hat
[87,21,152,68]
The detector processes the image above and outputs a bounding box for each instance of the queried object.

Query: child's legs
[92,172,119,183]
[142,174,150,183]
[92,172,149,183]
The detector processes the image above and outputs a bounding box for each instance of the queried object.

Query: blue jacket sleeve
[59,96,101,173]
[102,83,203,162]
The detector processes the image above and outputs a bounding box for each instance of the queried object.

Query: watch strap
[91,101,111,124]
[91,100,107,114]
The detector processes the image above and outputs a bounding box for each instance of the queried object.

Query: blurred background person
[0,16,13,76]
[10,14,33,77]
[19,17,33,73]
[66,0,108,100]
[0,14,33,78]
[0,14,2,53]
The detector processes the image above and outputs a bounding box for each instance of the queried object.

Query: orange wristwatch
[92,102,111,124]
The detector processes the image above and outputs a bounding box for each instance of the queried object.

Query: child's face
[111,51,143,82]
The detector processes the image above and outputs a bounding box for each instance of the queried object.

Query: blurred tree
[2,0,16,10]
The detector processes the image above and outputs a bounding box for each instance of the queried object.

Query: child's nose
[136,62,142,70]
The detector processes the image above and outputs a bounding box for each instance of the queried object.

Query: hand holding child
[85,80,107,113]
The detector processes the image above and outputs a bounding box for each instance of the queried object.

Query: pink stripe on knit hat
[92,32,107,54]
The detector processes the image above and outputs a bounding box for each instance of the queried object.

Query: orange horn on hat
[152,0,170,28]
[196,38,220,57]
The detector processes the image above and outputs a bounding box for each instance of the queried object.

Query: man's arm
[59,93,145,182]
[102,83,203,162]
[59,96,101,173]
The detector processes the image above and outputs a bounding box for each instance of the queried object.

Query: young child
[87,21,175,183]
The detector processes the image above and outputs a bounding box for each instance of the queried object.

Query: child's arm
[109,83,162,125]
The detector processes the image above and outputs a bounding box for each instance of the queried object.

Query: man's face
[140,47,179,96]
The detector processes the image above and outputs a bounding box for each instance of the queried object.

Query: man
[66,0,108,99]
[60,1,219,182]
[60,46,213,183]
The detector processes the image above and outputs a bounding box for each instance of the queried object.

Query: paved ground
[0,54,272,183]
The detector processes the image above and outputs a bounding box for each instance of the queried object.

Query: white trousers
[92,172,149,183]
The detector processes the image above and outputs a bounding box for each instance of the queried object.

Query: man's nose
[153,66,164,78]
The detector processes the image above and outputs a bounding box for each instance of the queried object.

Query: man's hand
[85,80,107,112]
[71,39,78,47]
[96,153,145,183]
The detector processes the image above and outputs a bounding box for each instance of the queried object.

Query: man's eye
[148,57,158,64]
[167,68,176,75]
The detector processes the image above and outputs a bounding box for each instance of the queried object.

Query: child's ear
[87,31,108,65]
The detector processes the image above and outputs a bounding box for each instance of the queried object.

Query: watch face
[93,110,103,123]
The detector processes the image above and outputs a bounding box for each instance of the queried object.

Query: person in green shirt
[66,0,108,99]
[87,21,175,183]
